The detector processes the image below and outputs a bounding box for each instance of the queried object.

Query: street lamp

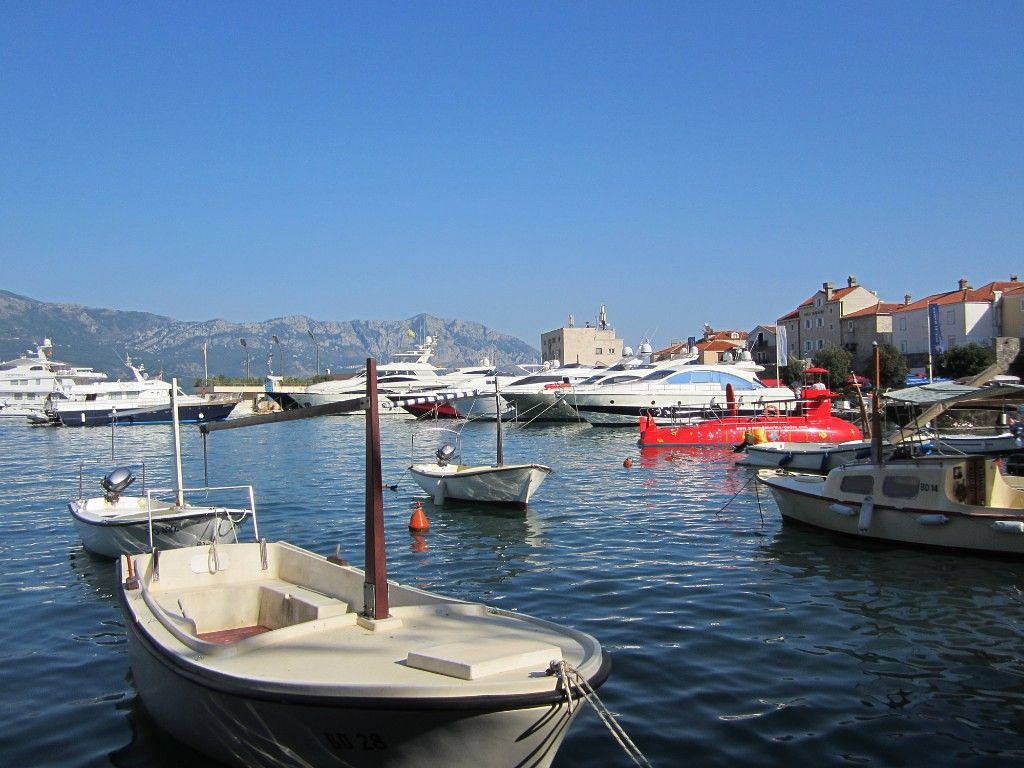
[308,329,320,376]
[239,338,250,381]
[272,335,282,377]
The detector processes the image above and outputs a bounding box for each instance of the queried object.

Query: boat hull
[408,463,552,507]
[118,541,609,768]
[56,400,235,427]
[127,632,586,768]
[69,497,250,557]
[639,414,862,447]
[758,462,1024,556]
[737,440,875,472]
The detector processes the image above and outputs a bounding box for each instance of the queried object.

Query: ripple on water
[3,419,1024,767]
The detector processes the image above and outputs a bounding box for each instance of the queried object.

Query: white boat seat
[406,638,562,680]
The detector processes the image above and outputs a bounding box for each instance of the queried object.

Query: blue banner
[928,303,943,355]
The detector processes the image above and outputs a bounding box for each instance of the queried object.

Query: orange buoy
[409,501,430,532]
[623,457,633,468]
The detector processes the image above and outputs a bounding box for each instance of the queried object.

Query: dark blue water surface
[2,416,1024,767]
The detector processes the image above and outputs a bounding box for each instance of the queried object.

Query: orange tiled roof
[843,302,901,319]
[892,281,1023,312]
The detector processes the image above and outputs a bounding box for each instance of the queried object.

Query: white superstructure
[0,339,107,418]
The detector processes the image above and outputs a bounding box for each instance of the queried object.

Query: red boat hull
[638,380,862,447]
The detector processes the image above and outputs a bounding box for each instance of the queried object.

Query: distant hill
[0,290,540,384]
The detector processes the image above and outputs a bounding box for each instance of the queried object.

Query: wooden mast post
[363,358,389,620]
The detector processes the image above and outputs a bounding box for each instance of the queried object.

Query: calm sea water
[2,415,1024,767]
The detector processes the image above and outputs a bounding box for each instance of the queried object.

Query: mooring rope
[549,660,652,767]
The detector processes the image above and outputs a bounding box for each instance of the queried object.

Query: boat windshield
[598,375,643,386]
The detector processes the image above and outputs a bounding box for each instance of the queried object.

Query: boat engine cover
[101,467,136,500]
[435,444,457,466]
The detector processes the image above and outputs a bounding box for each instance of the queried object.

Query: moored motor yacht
[46,357,234,426]
[288,336,447,415]
[565,352,797,427]
[0,339,107,419]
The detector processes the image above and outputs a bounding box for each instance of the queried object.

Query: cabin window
[839,475,873,495]
[882,475,920,499]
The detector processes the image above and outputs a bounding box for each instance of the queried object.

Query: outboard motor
[435,444,457,467]
[100,467,136,502]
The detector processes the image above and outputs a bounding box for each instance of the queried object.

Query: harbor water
[2,415,1024,767]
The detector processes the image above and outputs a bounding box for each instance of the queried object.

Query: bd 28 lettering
[324,732,387,751]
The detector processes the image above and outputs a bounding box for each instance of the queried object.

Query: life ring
[763,405,779,418]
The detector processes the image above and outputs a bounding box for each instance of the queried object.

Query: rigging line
[715,471,758,517]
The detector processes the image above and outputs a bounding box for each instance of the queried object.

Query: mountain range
[0,290,540,384]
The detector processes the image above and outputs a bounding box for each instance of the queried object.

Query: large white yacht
[562,351,797,426]
[499,343,658,422]
[0,339,107,419]
[45,357,235,426]
[288,336,447,414]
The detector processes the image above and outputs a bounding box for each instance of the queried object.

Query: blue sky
[2,2,1021,353]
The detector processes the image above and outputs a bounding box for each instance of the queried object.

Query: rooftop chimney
[823,281,834,300]
[958,278,970,291]
[904,294,912,305]
[1011,274,1019,282]
[847,275,858,287]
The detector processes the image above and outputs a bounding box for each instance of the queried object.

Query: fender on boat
[858,495,874,532]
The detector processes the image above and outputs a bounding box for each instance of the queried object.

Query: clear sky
[2,2,1021,352]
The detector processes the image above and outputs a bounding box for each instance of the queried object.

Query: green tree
[781,355,807,388]
[870,343,908,390]
[811,344,853,389]
[936,343,995,379]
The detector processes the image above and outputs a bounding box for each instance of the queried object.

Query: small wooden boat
[638,368,861,447]
[757,454,1024,556]
[117,361,609,768]
[409,381,552,507]
[68,384,254,557]
[408,427,551,507]
[68,465,254,558]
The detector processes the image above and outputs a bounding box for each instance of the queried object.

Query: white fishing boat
[0,338,107,419]
[68,383,254,557]
[68,466,254,558]
[757,454,1024,556]
[408,427,552,507]
[117,361,614,768]
[737,439,879,472]
[930,431,1023,455]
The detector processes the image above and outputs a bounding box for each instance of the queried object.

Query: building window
[816,339,824,350]
[848,321,854,332]
[815,297,822,307]
[946,310,954,324]
[900,341,907,352]
[817,317,823,328]
[899,317,907,331]
[804,340,811,352]
[595,348,602,355]
[947,336,956,348]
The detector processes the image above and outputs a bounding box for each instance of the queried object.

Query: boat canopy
[884,381,1024,407]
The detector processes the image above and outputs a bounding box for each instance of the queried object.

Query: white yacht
[0,339,107,419]
[46,357,235,426]
[499,344,656,423]
[563,352,797,426]
[289,337,449,414]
